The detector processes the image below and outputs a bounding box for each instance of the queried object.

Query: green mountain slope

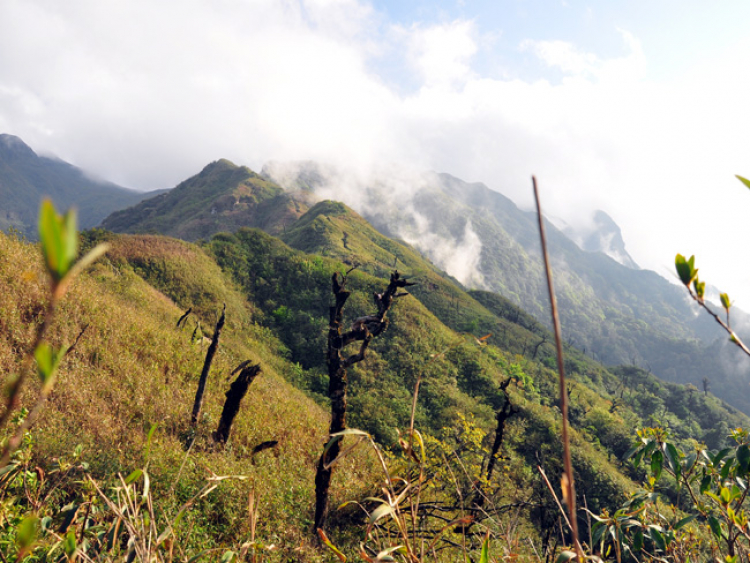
[0,134,162,236]
[265,163,750,415]
[101,159,308,239]
[280,200,564,361]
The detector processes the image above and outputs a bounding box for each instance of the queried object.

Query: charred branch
[313,270,412,533]
[486,378,519,483]
[176,308,192,328]
[213,363,261,445]
[190,304,225,428]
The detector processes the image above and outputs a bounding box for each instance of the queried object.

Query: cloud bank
[2,0,750,303]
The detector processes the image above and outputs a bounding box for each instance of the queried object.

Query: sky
[2,0,750,304]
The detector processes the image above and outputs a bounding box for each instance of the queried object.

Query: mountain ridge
[0,133,163,236]
[100,158,308,239]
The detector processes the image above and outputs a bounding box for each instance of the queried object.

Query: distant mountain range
[0,134,164,237]
[3,135,750,416]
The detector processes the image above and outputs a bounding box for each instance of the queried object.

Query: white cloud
[520,39,600,77]
[3,0,750,304]
[404,20,478,88]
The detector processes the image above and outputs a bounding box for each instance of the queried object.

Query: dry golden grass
[0,231,382,559]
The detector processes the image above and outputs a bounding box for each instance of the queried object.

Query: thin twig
[688,292,750,357]
[533,176,582,562]
[538,467,584,556]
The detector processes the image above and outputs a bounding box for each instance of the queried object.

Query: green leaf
[720,487,732,504]
[556,551,577,563]
[144,423,157,461]
[651,450,663,481]
[633,529,644,552]
[675,254,697,286]
[479,535,490,563]
[721,293,732,311]
[693,279,705,300]
[736,174,750,189]
[16,515,39,551]
[674,514,696,529]
[38,199,78,283]
[219,551,236,563]
[665,443,681,479]
[63,530,77,556]
[124,469,143,485]
[649,526,666,552]
[714,448,733,467]
[634,448,644,468]
[34,343,67,391]
[623,444,642,462]
[708,516,723,539]
[592,521,607,546]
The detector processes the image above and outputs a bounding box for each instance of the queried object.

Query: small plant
[0,200,108,559]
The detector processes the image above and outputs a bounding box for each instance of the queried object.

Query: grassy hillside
[267,163,750,416]
[0,230,381,561]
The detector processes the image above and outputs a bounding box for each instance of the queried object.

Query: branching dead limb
[313,270,413,533]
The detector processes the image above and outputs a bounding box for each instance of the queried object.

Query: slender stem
[689,291,750,357]
[533,176,582,561]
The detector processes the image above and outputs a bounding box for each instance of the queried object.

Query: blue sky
[374,1,750,82]
[2,0,750,307]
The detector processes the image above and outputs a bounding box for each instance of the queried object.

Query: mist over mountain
[7,139,750,557]
[553,210,639,269]
[0,133,163,236]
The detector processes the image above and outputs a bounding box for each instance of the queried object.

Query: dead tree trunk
[532,336,547,360]
[213,362,261,445]
[313,270,413,533]
[486,378,518,483]
[191,304,226,428]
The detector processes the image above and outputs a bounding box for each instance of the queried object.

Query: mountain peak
[201,158,239,173]
[582,210,639,269]
[0,133,37,159]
